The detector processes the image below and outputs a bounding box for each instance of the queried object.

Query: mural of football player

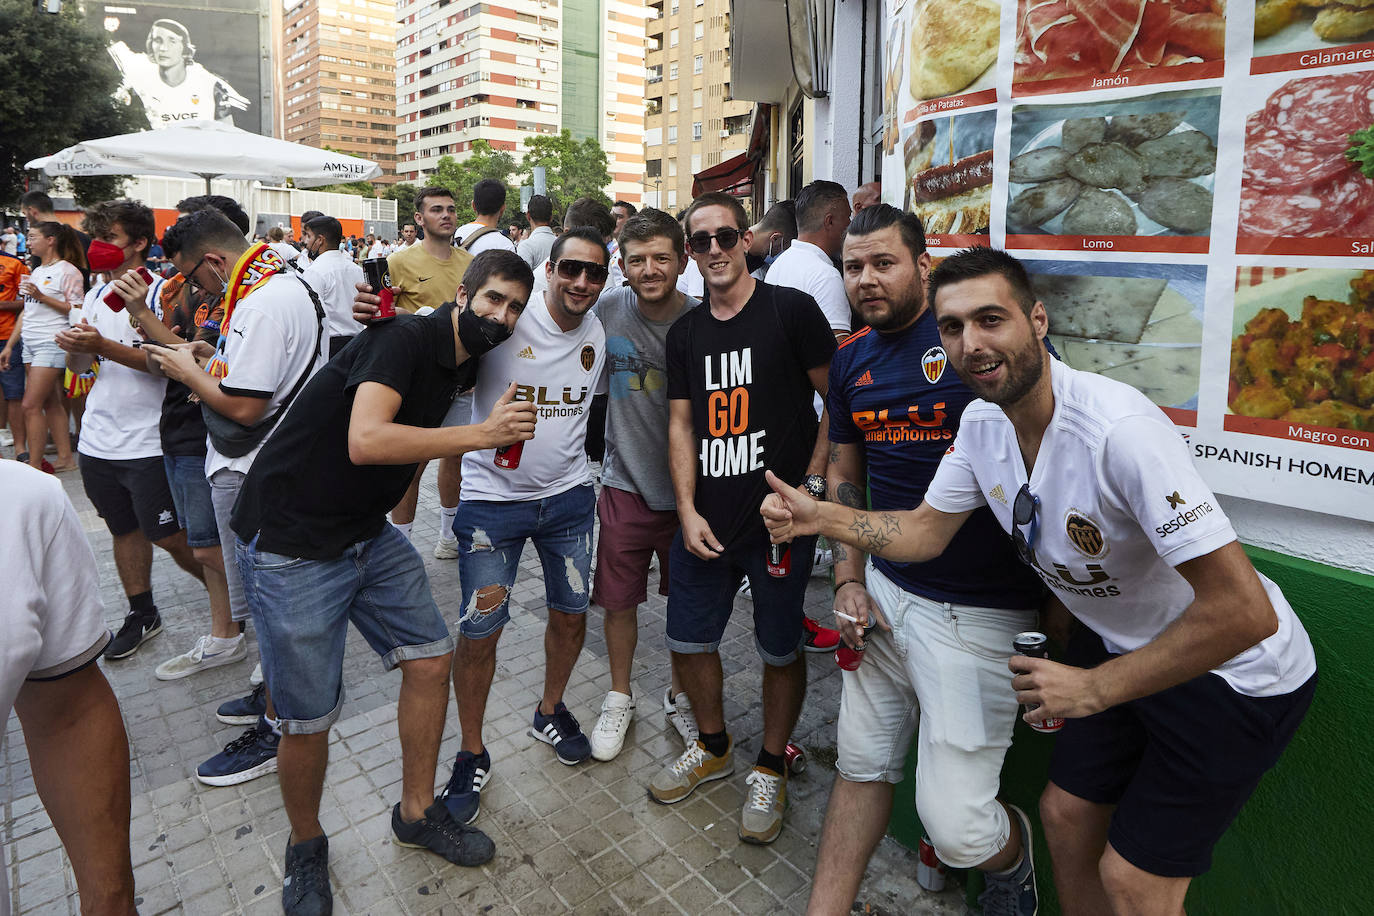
[107,18,249,129]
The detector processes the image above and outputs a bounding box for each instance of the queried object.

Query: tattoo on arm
[845,509,896,555]
[836,482,865,509]
[828,443,841,464]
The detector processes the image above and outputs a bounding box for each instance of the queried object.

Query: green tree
[384,182,418,226]
[0,0,145,206]
[518,130,613,216]
[429,140,520,225]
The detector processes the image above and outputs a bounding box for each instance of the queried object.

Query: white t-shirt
[77,277,169,461]
[204,272,327,478]
[763,240,850,334]
[367,241,388,259]
[269,242,299,261]
[1,232,16,255]
[109,42,245,128]
[460,296,608,502]
[925,359,1317,698]
[677,257,705,298]
[302,249,366,338]
[455,222,517,255]
[22,261,85,342]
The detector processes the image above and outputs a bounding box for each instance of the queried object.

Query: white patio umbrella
[26,120,381,192]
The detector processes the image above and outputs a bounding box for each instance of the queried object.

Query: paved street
[3,460,967,915]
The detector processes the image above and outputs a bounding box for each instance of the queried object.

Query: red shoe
[802,616,841,652]
[41,459,55,475]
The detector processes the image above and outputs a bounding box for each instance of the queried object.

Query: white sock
[208,634,242,655]
[392,521,413,540]
[439,505,458,540]
[263,714,283,737]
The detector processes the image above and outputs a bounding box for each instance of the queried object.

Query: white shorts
[835,562,1038,868]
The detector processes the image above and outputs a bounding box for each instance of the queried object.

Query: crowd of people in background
[3,174,1317,916]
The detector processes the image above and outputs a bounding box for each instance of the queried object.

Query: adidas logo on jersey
[517,346,536,359]
[854,370,874,387]
[989,484,1007,505]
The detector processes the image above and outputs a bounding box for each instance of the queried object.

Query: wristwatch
[802,474,827,500]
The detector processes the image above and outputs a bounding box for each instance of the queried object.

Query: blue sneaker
[528,701,591,765]
[442,749,491,825]
[392,801,495,867]
[978,803,1038,916]
[197,717,280,787]
[216,683,267,726]
[282,833,332,915]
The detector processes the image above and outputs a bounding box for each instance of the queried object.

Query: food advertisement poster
[882,3,1374,519]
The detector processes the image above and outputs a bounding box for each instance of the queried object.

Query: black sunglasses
[553,258,609,284]
[1011,483,1040,566]
[687,228,742,254]
[182,253,214,297]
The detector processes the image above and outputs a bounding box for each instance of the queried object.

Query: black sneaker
[392,801,495,867]
[282,834,332,916]
[441,748,491,825]
[196,717,280,786]
[103,611,163,659]
[529,701,591,765]
[216,683,268,725]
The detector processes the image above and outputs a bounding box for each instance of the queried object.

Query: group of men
[4,172,1317,916]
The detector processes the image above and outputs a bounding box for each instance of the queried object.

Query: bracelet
[833,578,864,592]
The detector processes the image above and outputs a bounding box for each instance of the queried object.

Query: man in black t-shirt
[654,192,836,846]
[227,251,536,915]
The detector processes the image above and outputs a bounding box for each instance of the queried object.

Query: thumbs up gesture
[760,470,821,543]
[481,381,537,448]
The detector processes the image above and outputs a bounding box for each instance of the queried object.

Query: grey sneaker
[978,804,1038,916]
[662,688,698,747]
[648,739,733,805]
[738,766,786,845]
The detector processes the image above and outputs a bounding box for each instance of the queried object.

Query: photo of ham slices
[1013,0,1226,86]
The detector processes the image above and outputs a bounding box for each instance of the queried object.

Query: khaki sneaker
[648,739,733,804]
[739,766,787,844]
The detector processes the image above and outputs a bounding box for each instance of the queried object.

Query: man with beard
[763,247,1317,916]
[441,227,610,825]
[228,250,535,914]
[805,207,1046,915]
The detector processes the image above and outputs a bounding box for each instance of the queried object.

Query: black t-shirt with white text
[232,303,476,559]
[666,281,835,550]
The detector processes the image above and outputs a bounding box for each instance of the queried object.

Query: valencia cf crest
[921,346,946,384]
[191,94,200,105]
[580,344,596,372]
[1064,510,1107,559]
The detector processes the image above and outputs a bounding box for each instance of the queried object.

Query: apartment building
[282,0,401,184]
[642,0,751,213]
[567,0,648,205]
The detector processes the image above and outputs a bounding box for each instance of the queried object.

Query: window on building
[691,153,701,172]
[668,124,678,143]
[670,62,679,80]
[667,188,678,209]
[693,88,702,109]
[669,93,679,112]
[692,122,702,140]
[693,55,702,73]
[670,27,679,46]
[668,158,678,176]
[693,22,703,41]
[647,159,662,178]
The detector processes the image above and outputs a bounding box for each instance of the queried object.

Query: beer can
[361,257,396,320]
[917,835,947,892]
[494,440,524,469]
[766,542,791,578]
[1013,630,1064,733]
[784,742,807,775]
[835,644,865,671]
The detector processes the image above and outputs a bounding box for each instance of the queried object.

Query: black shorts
[1049,627,1316,878]
[80,453,183,541]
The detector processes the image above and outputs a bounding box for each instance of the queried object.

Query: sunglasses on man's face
[553,258,609,284]
[687,228,742,254]
[1011,482,1040,567]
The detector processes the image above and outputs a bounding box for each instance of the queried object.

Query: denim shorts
[163,454,219,548]
[0,339,23,399]
[22,336,64,369]
[454,483,595,640]
[209,469,249,622]
[236,524,455,735]
[665,529,817,666]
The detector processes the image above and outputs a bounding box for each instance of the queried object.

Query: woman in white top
[2,223,85,471]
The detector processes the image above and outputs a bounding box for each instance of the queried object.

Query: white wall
[1222,497,1374,577]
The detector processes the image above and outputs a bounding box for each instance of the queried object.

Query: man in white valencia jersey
[762,247,1316,916]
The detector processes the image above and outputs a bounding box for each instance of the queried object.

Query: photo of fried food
[908,0,999,102]
[1254,0,1374,44]
[1229,269,1374,431]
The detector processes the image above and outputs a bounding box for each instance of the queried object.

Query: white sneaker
[590,690,635,761]
[434,535,460,559]
[154,635,247,681]
[737,580,752,601]
[812,544,834,574]
[249,662,263,686]
[0,429,12,448]
[663,688,698,747]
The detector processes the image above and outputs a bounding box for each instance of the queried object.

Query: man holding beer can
[228,250,535,914]
[653,193,834,847]
[808,207,1046,915]
[442,227,610,824]
[762,247,1317,916]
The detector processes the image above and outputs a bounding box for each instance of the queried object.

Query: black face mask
[456,304,513,356]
